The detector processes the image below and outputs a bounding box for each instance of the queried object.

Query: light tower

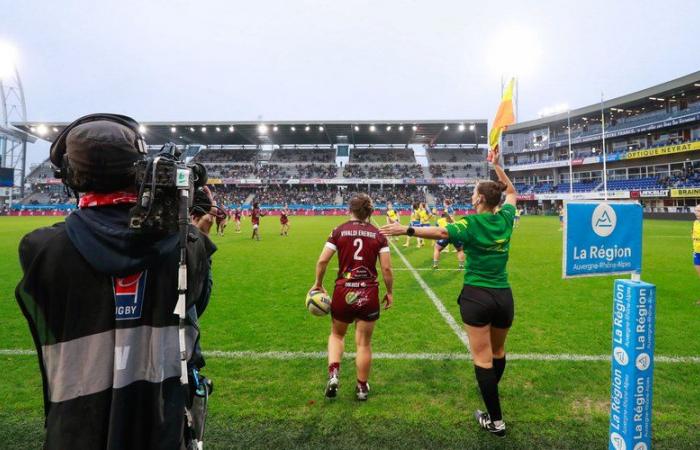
[0,41,30,201]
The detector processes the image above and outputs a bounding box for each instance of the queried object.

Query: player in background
[558,204,565,231]
[418,202,433,248]
[280,204,290,237]
[380,146,516,438]
[250,202,265,241]
[513,206,521,228]
[432,212,465,270]
[311,193,393,401]
[693,204,700,304]
[233,206,242,233]
[403,203,422,248]
[385,202,400,241]
[442,199,458,252]
[215,206,229,237]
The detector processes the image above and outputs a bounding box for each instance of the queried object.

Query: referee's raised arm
[491,147,517,207]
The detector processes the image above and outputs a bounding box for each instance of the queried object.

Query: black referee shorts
[458,285,514,329]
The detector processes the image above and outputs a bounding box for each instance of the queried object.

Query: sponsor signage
[609,280,656,450]
[640,190,668,198]
[517,193,535,201]
[563,202,642,278]
[670,188,700,197]
[536,191,630,201]
[623,140,700,160]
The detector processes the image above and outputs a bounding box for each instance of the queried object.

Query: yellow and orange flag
[488,77,516,159]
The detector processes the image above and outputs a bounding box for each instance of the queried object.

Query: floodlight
[52,127,59,132]
[469,124,475,131]
[354,125,360,131]
[369,125,376,132]
[305,126,310,132]
[201,127,207,132]
[412,125,417,131]
[190,127,195,132]
[458,124,465,131]
[291,126,296,132]
[444,125,449,130]
[139,125,147,133]
[216,127,221,132]
[273,126,278,132]
[319,126,324,131]
[258,124,268,134]
[36,124,48,136]
[171,127,177,133]
[229,126,234,132]
[398,125,404,131]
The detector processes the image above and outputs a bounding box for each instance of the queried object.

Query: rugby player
[403,203,422,248]
[215,207,229,237]
[513,206,521,228]
[693,204,700,304]
[233,207,242,233]
[385,202,400,241]
[432,212,465,270]
[558,204,565,231]
[250,202,265,241]
[310,193,393,401]
[380,147,516,437]
[280,204,290,237]
[417,202,432,248]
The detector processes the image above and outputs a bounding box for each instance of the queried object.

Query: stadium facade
[501,70,700,213]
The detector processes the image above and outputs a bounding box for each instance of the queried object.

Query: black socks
[474,365,502,422]
[493,355,506,383]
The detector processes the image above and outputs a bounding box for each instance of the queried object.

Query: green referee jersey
[445,203,515,288]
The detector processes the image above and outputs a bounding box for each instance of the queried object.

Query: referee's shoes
[474,410,506,437]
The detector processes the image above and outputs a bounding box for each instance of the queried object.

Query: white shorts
[253,224,259,229]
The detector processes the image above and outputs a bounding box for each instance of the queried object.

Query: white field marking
[3,348,699,364]
[375,221,471,350]
[334,267,463,272]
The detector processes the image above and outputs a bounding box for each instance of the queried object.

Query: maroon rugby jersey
[251,207,261,225]
[326,220,389,285]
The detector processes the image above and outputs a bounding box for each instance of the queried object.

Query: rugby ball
[306,290,331,316]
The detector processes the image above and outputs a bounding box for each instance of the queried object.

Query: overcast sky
[3,0,700,167]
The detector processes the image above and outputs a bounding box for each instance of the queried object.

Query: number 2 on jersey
[353,238,364,260]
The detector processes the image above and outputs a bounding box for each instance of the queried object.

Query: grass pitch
[1,215,699,449]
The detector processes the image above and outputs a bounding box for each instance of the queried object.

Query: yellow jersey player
[403,203,422,248]
[513,206,522,228]
[693,204,700,304]
[386,202,400,241]
[433,213,465,270]
[558,205,565,231]
[417,202,432,248]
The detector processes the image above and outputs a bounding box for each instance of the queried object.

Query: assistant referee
[380,147,517,438]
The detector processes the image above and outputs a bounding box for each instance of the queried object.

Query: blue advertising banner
[609,280,656,450]
[563,202,643,278]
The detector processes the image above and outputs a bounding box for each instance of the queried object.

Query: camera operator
[15,114,216,450]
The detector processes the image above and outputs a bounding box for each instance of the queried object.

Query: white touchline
[382,229,471,349]
[2,348,698,363]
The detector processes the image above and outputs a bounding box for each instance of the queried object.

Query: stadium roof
[13,119,488,147]
[505,70,700,133]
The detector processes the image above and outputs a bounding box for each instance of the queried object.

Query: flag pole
[601,92,608,201]
[568,109,573,195]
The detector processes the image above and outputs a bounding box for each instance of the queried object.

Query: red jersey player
[233,207,242,233]
[310,193,393,401]
[250,202,265,241]
[280,204,290,237]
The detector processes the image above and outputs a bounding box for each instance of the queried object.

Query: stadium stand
[501,70,700,212]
